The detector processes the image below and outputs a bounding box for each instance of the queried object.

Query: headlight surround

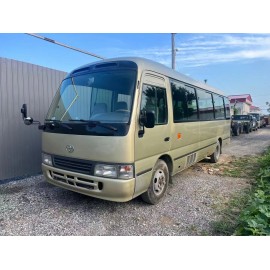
[42,153,52,166]
[94,164,133,179]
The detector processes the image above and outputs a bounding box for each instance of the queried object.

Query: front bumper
[42,164,135,202]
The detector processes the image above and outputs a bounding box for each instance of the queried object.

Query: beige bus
[22,57,231,204]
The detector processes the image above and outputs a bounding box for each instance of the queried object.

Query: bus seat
[115,101,128,111]
[92,103,108,115]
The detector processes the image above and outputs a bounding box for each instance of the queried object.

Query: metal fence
[0,57,66,180]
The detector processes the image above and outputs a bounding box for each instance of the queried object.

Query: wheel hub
[153,169,166,195]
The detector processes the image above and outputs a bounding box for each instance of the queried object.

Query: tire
[210,141,221,163]
[141,159,169,205]
[233,126,239,136]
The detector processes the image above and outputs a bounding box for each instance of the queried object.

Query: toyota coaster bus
[21,57,231,204]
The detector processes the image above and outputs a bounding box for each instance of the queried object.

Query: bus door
[134,72,171,188]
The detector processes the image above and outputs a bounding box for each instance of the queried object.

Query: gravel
[223,127,270,157]
[1,126,270,236]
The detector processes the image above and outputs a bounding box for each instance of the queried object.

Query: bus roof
[67,57,226,96]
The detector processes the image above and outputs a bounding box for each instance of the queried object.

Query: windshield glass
[232,115,249,120]
[249,113,260,121]
[46,69,137,124]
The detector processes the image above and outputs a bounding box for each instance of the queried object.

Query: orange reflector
[177,133,182,139]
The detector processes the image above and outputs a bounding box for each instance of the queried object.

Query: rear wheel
[210,141,221,163]
[233,127,238,136]
[141,159,169,205]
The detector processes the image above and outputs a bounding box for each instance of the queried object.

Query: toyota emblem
[66,145,74,153]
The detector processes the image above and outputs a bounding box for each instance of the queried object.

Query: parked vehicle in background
[251,116,258,131]
[263,116,269,126]
[231,116,244,136]
[231,115,253,134]
[260,116,266,127]
[249,113,262,128]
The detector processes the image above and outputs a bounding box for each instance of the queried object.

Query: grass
[212,189,251,235]
[211,148,270,236]
[234,151,270,235]
[215,155,260,179]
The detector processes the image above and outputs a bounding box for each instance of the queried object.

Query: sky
[1,33,269,113]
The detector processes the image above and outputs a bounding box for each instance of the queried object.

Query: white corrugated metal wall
[0,57,66,180]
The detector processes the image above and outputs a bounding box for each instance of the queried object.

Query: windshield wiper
[44,119,73,130]
[68,119,118,131]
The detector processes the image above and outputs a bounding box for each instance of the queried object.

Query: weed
[234,151,270,236]
[212,148,270,236]
[212,189,251,235]
[220,156,259,179]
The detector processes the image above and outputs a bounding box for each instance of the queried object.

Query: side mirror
[24,117,34,125]
[21,104,27,119]
[140,111,155,128]
[20,103,43,128]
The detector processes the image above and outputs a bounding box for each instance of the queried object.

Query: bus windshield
[46,69,137,124]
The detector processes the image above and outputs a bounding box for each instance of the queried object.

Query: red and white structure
[228,94,253,115]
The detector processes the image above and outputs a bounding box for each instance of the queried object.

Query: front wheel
[210,141,221,163]
[141,160,169,205]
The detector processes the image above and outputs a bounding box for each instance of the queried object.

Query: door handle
[164,137,170,142]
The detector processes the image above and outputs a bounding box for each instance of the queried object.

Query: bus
[21,57,231,204]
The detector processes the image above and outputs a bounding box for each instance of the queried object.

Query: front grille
[49,170,103,191]
[53,155,93,175]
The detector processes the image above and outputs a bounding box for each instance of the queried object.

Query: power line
[25,33,105,60]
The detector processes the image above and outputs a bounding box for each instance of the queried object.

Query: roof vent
[94,62,118,69]
[72,67,90,74]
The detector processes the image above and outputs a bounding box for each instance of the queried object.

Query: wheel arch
[158,154,173,184]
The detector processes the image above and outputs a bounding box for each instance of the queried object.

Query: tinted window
[213,94,225,119]
[171,80,198,122]
[224,97,231,119]
[197,89,214,120]
[141,84,167,125]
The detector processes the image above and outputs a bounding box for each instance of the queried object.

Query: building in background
[0,57,66,181]
[228,94,253,115]
[250,105,261,114]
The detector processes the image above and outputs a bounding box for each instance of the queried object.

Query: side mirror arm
[138,110,155,138]
[138,111,146,138]
[21,103,45,130]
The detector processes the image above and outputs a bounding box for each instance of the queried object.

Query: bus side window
[223,97,231,119]
[140,84,168,125]
[213,94,225,119]
[170,80,198,122]
[197,89,214,120]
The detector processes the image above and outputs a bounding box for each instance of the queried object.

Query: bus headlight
[94,164,117,178]
[42,153,52,166]
[94,164,133,179]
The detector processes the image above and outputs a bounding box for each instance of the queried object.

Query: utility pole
[171,33,176,70]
